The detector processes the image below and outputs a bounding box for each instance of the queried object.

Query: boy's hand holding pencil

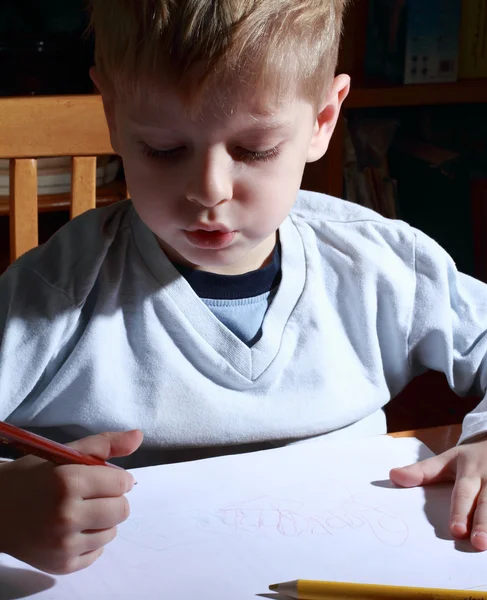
[0,428,142,574]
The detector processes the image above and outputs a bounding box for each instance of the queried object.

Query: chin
[189,253,237,268]
[185,249,251,273]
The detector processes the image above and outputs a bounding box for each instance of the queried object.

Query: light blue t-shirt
[202,292,276,346]
[0,190,486,467]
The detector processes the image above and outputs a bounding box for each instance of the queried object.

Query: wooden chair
[0,95,117,263]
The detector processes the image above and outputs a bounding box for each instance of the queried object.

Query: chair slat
[2,96,121,267]
[0,96,113,159]
[9,158,38,262]
[71,157,97,219]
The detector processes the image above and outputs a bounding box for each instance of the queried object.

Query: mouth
[184,227,237,250]
[186,223,232,233]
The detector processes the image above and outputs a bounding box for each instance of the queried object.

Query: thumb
[389,449,455,488]
[68,430,144,461]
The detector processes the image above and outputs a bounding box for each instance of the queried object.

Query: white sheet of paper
[1,435,487,600]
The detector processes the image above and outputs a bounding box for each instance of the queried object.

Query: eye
[234,146,281,163]
[141,143,186,161]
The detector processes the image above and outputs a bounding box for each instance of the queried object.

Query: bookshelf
[346,78,487,109]
[302,0,487,200]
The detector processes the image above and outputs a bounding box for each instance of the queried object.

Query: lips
[184,228,236,250]
[186,223,232,233]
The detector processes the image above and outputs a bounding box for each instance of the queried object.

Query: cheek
[241,179,297,235]
[124,152,158,187]
[249,157,303,198]
[123,154,180,205]
[120,157,173,224]
[264,162,303,216]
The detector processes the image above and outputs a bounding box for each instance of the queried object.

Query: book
[458,0,487,79]
[365,0,462,84]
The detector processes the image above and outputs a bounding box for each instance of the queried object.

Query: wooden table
[390,424,461,454]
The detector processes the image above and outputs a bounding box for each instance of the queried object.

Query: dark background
[0,0,93,96]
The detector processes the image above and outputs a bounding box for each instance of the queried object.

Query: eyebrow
[238,120,293,133]
[127,117,294,137]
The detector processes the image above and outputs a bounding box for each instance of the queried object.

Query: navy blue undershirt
[173,244,282,300]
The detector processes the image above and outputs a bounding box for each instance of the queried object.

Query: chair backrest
[0,95,115,262]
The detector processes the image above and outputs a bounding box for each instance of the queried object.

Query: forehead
[115,77,312,129]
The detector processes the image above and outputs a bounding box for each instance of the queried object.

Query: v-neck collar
[172,243,281,300]
[131,209,306,381]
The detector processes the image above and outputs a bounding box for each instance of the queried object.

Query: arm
[0,264,142,572]
[0,264,80,421]
[407,229,487,426]
[389,230,487,549]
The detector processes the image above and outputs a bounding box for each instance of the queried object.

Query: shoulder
[291,190,417,265]
[292,189,411,234]
[5,200,135,306]
[290,190,465,294]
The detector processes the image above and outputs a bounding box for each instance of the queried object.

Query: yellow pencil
[269,579,487,599]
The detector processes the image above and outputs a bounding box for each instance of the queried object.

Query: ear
[90,66,121,155]
[307,74,350,163]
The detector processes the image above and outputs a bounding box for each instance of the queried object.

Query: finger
[449,476,481,539]
[81,497,130,530]
[470,485,487,551]
[48,546,105,576]
[70,547,105,574]
[58,464,134,499]
[389,450,456,487]
[69,430,144,461]
[9,452,54,474]
[79,526,118,554]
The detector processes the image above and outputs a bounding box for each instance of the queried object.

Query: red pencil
[0,420,125,471]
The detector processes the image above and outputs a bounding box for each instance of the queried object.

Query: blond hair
[89,0,349,110]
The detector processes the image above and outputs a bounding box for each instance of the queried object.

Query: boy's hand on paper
[0,429,143,574]
[389,437,487,551]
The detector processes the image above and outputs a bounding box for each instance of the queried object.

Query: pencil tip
[268,584,278,591]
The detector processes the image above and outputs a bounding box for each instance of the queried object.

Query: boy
[1,0,487,577]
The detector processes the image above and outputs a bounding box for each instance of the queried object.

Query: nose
[186,148,233,208]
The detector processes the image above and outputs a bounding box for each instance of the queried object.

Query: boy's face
[98,75,349,275]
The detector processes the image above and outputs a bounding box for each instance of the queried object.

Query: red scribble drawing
[219,489,409,546]
[220,496,308,537]
[117,480,409,552]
